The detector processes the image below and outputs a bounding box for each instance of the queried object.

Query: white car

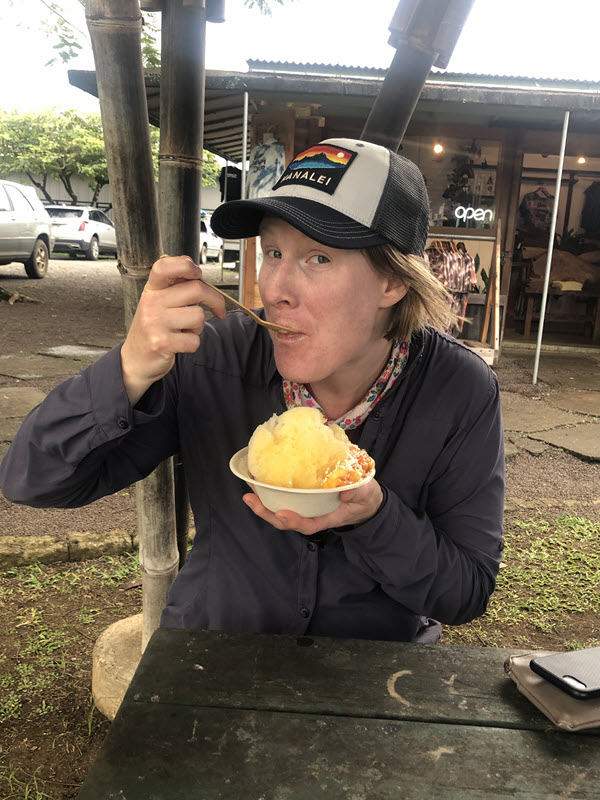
[46,205,117,261]
[0,179,55,278]
[200,216,223,264]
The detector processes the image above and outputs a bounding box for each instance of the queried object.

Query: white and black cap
[210,138,430,257]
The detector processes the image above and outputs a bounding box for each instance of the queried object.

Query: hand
[120,255,227,405]
[242,478,384,536]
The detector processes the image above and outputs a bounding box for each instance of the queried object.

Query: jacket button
[300,607,310,618]
[306,542,316,551]
[117,417,129,429]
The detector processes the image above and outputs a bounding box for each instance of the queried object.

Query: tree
[0,109,219,205]
[0,109,113,204]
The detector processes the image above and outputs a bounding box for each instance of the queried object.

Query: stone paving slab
[0,418,23,442]
[501,392,583,432]
[0,353,82,380]
[41,345,109,362]
[78,336,124,350]
[546,389,600,417]
[504,441,519,459]
[509,435,549,455]
[506,352,600,391]
[0,386,46,419]
[528,420,600,461]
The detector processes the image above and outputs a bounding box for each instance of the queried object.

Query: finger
[146,255,202,291]
[159,330,201,355]
[242,493,289,530]
[163,304,206,332]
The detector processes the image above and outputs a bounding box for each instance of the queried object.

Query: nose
[259,255,299,309]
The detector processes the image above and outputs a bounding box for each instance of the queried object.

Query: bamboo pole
[86,0,178,650]
[158,0,207,568]
[361,0,475,150]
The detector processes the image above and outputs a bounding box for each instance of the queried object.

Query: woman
[0,138,504,642]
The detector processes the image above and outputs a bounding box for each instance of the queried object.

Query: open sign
[455,206,494,223]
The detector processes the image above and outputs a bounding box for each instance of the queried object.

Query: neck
[310,340,393,421]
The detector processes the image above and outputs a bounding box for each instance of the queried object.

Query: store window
[402,136,501,229]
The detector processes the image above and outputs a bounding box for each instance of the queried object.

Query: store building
[70,62,600,348]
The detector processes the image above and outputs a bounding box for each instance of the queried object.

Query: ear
[379,275,408,308]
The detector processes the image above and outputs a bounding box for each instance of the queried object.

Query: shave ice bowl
[229,446,375,519]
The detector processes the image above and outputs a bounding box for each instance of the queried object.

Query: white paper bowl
[229,447,375,519]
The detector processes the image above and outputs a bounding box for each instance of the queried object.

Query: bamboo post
[86,0,178,650]
[158,0,207,568]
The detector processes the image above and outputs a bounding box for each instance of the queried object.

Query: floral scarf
[282,339,409,430]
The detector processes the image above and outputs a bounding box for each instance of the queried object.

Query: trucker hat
[210,138,430,257]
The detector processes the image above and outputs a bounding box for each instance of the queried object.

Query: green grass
[3,552,140,598]
[0,553,141,725]
[444,515,600,648]
[0,762,59,800]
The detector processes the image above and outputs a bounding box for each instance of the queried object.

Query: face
[258,217,407,397]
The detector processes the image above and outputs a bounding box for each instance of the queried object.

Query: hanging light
[433,143,444,155]
[577,156,586,164]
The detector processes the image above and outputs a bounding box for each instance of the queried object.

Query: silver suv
[0,180,55,279]
[46,205,117,261]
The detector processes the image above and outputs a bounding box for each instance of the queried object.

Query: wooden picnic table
[77,629,600,799]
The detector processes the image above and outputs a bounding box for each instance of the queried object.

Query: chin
[275,357,320,385]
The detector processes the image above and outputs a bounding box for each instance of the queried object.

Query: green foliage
[202,150,220,188]
[141,11,161,68]
[0,108,108,204]
[0,109,219,201]
[40,0,86,67]
[244,0,288,13]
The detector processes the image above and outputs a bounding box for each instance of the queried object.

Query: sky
[1,0,599,113]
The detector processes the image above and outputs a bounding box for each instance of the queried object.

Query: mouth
[274,329,305,341]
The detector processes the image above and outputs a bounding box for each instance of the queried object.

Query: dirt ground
[0,257,599,798]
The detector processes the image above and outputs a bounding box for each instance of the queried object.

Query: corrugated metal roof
[248,60,600,91]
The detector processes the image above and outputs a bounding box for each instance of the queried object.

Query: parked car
[0,179,55,279]
[200,215,223,264]
[46,205,117,260]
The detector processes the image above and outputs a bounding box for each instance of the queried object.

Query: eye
[265,248,282,259]
[308,254,331,265]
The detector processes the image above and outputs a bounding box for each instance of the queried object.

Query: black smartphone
[530,647,600,700]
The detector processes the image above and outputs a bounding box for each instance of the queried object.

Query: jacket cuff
[84,345,166,440]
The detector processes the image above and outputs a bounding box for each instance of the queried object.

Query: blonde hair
[364,243,458,341]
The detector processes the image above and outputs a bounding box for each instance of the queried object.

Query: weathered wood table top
[77,629,600,799]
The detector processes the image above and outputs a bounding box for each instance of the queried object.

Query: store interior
[401,132,600,348]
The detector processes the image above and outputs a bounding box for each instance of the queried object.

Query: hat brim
[210,197,388,250]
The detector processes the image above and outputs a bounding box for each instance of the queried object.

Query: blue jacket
[0,312,504,642]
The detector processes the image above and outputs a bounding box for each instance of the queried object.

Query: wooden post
[480,219,502,363]
[86,0,178,650]
[158,0,207,568]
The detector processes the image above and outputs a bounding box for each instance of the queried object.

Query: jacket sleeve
[340,373,505,626]
[0,345,178,508]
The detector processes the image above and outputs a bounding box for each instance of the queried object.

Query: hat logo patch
[272,145,357,196]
